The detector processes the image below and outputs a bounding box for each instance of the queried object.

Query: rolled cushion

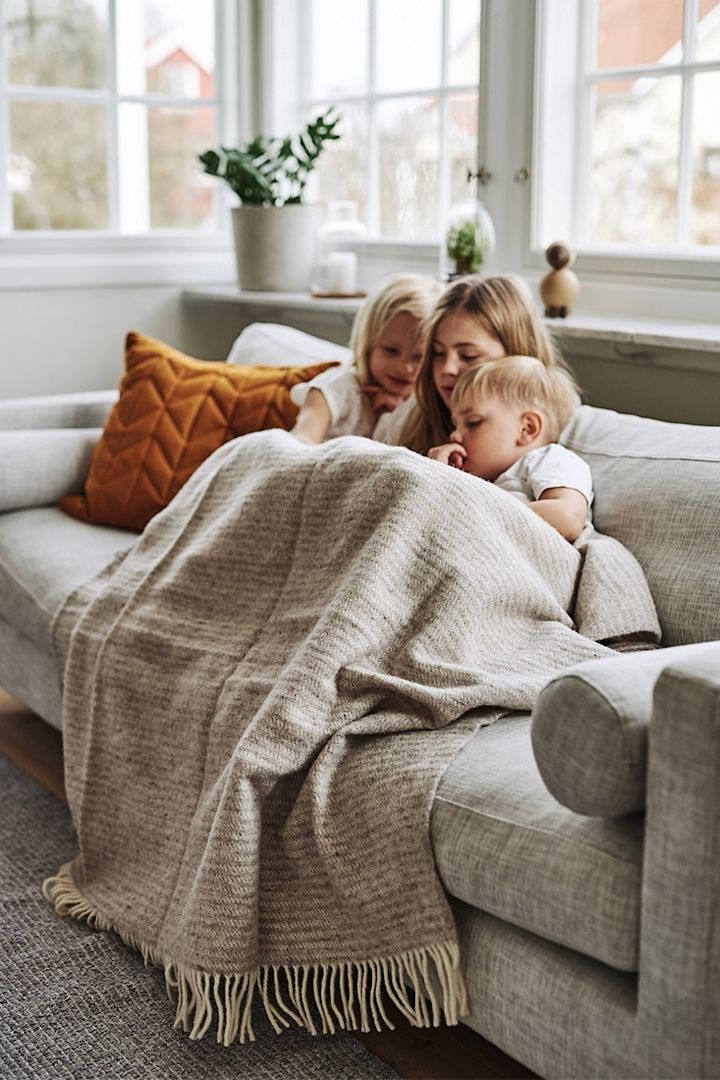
[0,390,118,431]
[531,643,720,817]
[60,331,336,532]
[0,428,100,512]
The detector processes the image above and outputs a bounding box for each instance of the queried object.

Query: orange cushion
[59,331,338,532]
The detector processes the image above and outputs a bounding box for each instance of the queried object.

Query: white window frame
[0,0,252,289]
[260,0,720,315]
[264,0,483,250]
[531,0,720,285]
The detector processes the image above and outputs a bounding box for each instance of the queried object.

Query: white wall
[0,286,196,399]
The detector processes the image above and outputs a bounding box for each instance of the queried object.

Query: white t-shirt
[495,443,593,523]
[290,365,376,439]
[372,394,418,445]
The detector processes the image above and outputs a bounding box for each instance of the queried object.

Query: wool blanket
[44,432,660,1045]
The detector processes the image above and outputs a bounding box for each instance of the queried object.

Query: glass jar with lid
[311,201,368,297]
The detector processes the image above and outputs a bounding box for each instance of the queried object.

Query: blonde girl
[290,273,441,444]
[373,274,566,454]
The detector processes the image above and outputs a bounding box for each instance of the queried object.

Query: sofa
[1,323,718,1080]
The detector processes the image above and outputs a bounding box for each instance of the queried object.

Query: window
[0,0,222,234]
[534,0,720,262]
[269,0,482,242]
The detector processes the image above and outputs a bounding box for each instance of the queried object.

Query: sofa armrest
[636,647,720,1078]
[0,428,101,512]
[0,389,117,430]
[532,641,720,816]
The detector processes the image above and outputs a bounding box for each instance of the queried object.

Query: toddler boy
[428,356,591,542]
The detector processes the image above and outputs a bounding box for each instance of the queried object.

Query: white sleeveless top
[290,365,376,439]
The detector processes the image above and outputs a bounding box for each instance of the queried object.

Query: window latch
[467,166,492,186]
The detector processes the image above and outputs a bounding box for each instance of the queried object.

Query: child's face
[451,395,528,481]
[368,313,422,398]
[431,313,506,407]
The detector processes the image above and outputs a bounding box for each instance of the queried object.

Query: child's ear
[518,410,543,445]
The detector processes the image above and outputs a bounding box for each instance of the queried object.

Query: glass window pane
[691,72,720,245]
[10,100,108,229]
[378,97,439,240]
[595,0,683,69]
[448,0,481,84]
[309,0,368,99]
[696,1,720,61]
[590,76,680,245]
[4,0,107,88]
[376,0,441,93]
[117,0,215,98]
[449,92,478,206]
[149,107,216,229]
[312,104,369,225]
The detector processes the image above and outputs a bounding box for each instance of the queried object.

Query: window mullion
[0,1,12,232]
[298,0,312,128]
[676,0,698,245]
[219,0,238,233]
[368,0,379,237]
[115,0,149,234]
[476,0,490,178]
[106,0,119,232]
[676,75,694,247]
[438,0,450,238]
[572,0,597,245]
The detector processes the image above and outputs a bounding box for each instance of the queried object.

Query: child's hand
[428,442,467,469]
[363,385,406,415]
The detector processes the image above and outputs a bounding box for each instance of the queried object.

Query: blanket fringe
[43,863,468,1045]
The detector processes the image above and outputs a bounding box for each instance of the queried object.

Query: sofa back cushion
[227,322,352,367]
[562,405,720,646]
[60,331,336,532]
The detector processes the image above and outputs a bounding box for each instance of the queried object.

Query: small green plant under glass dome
[442,196,496,280]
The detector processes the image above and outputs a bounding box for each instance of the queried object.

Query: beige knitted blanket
[44,432,659,1044]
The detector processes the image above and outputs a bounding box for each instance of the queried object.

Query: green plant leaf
[198,105,343,206]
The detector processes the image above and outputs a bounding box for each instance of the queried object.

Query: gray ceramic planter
[231,204,322,292]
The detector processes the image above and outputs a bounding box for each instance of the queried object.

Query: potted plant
[199,108,341,292]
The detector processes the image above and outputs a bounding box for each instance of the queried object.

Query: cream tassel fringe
[43,862,468,1045]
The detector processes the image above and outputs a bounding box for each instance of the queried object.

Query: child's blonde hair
[452,355,579,442]
[404,274,565,452]
[350,273,441,385]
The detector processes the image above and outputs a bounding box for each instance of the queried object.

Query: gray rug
[0,754,398,1079]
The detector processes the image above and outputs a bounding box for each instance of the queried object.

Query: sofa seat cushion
[432,712,642,972]
[0,616,63,730]
[0,507,133,651]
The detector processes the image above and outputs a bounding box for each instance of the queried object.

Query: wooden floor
[0,688,537,1080]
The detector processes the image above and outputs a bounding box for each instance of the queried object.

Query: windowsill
[183,286,720,371]
[544,313,720,354]
[183,285,366,316]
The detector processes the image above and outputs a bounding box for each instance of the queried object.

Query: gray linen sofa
[1,331,719,1080]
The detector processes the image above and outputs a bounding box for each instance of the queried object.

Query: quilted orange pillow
[59,331,338,532]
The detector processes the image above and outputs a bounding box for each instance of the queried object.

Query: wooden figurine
[540,242,579,318]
